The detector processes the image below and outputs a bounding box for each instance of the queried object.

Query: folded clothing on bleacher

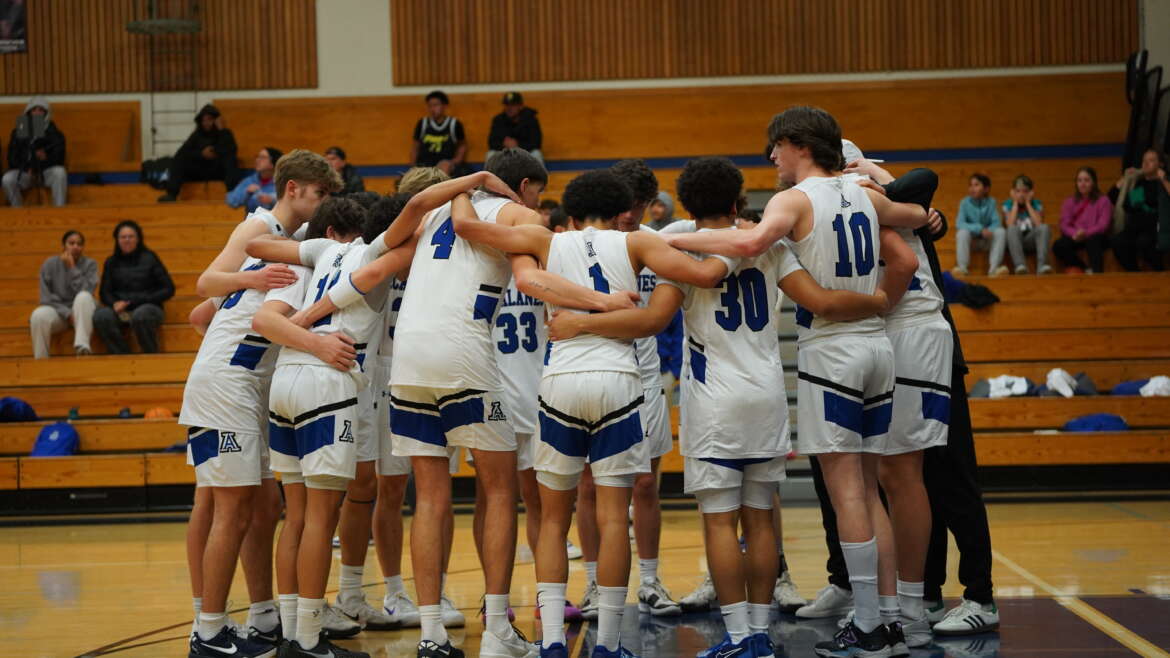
[1063,413,1129,432]
[969,375,1039,398]
[941,272,1000,309]
[1039,369,1098,397]
[1112,376,1170,397]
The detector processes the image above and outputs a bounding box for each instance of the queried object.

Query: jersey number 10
[832,212,875,277]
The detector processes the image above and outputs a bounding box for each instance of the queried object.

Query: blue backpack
[31,422,79,456]
[0,397,37,422]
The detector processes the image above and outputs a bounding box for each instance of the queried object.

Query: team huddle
[179,106,947,658]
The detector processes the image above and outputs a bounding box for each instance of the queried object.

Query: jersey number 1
[832,212,875,277]
[312,270,342,327]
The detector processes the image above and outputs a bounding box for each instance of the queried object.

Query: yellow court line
[992,549,1169,658]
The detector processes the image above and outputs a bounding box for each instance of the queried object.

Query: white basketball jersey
[632,225,664,389]
[544,227,639,377]
[884,229,944,329]
[376,276,407,370]
[493,278,547,434]
[788,176,885,343]
[275,239,389,389]
[391,191,513,390]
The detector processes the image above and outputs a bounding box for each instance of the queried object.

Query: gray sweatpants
[955,228,1006,274]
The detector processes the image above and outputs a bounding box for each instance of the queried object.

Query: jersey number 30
[832,212,875,277]
[715,267,768,332]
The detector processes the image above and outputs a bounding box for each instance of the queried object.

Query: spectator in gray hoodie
[3,96,67,207]
[29,230,97,358]
[646,191,676,230]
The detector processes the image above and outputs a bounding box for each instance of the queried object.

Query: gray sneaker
[680,572,717,613]
[322,601,362,638]
[336,592,395,631]
[382,590,420,628]
[637,578,681,616]
[579,581,599,621]
[795,584,853,619]
[773,571,807,613]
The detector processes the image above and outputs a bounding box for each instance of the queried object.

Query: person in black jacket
[324,146,365,195]
[486,91,543,165]
[158,104,240,203]
[93,220,175,353]
[3,96,67,207]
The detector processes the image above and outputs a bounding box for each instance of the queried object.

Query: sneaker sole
[637,601,682,616]
[362,619,401,631]
[795,605,853,619]
[323,625,362,639]
[814,648,892,658]
[934,621,999,636]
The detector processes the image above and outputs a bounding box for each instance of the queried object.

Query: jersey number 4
[431,218,456,259]
[496,311,539,354]
[832,212,875,277]
[715,267,768,332]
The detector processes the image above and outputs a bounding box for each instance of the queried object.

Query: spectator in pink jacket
[1052,166,1112,273]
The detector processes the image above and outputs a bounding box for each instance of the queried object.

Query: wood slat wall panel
[392,0,1138,85]
[0,0,316,95]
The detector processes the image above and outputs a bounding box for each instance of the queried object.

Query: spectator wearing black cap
[225,146,282,213]
[324,146,365,195]
[410,90,467,176]
[158,104,240,203]
[487,91,543,166]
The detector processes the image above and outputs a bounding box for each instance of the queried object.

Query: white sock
[584,561,598,586]
[419,604,447,644]
[596,585,628,651]
[384,574,405,597]
[196,611,228,641]
[338,563,363,603]
[295,597,325,650]
[247,600,279,633]
[192,597,202,629]
[278,594,298,638]
[720,600,750,643]
[897,580,925,621]
[484,593,510,636]
[879,595,900,625]
[638,558,659,585]
[748,603,771,634]
[537,582,567,648]
[840,537,880,633]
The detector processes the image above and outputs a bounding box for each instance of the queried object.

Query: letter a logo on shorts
[219,431,242,453]
[338,420,355,443]
[488,401,507,422]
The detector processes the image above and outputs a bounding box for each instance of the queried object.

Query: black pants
[810,367,995,604]
[1052,233,1108,272]
[1113,216,1165,271]
[93,304,164,353]
[166,154,241,197]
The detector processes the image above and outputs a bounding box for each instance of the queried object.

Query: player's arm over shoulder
[451,200,552,264]
[197,218,282,297]
[776,246,888,320]
[627,230,732,289]
[866,188,928,228]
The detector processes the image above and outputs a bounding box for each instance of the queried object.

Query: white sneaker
[933,598,999,636]
[680,572,717,612]
[440,593,466,627]
[795,584,853,619]
[900,615,932,647]
[382,590,420,627]
[579,581,600,621]
[637,578,682,616]
[1014,265,1028,275]
[337,592,396,630]
[773,571,806,613]
[924,599,945,624]
[1038,264,1053,274]
[321,601,362,638]
[566,540,583,560]
[516,544,534,564]
[479,625,538,657]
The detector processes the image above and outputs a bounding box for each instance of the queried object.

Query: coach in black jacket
[158,104,241,203]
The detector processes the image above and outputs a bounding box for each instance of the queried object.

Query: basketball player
[181,150,341,658]
[450,169,740,658]
[663,107,928,657]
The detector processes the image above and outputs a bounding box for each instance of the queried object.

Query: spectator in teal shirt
[954,173,1008,276]
[1003,174,1053,274]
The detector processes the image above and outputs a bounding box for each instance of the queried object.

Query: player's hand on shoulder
[547,310,583,341]
[313,332,357,372]
[854,176,886,195]
[604,290,640,311]
[251,263,298,291]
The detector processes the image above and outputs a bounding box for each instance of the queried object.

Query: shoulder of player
[496,202,542,226]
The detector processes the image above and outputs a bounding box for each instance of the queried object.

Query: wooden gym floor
[1,501,1168,657]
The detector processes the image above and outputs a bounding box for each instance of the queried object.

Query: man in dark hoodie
[158,104,240,203]
[3,95,67,207]
[486,91,543,165]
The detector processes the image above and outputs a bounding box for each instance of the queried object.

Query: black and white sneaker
[933,599,999,636]
[281,634,369,657]
[417,639,466,657]
[188,626,276,658]
[636,578,681,617]
[247,623,282,651]
[885,621,908,657]
[813,621,892,658]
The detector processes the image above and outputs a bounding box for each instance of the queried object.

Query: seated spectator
[487,91,543,165]
[646,191,676,230]
[29,230,96,358]
[1053,167,1112,273]
[158,104,240,203]
[1003,174,1053,274]
[396,166,449,197]
[410,90,467,176]
[324,146,365,195]
[3,96,66,207]
[954,173,1008,276]
[94,221,175,354]
[1110,148,1169,271]
[225,146,282,214]
[538,198,559,222]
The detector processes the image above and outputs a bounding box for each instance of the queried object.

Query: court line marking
[992,549,1169,658]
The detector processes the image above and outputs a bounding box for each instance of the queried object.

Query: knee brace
[592,473,636,489]
[694,487,742,514]
[279,471,305,485]
[536,470,581,491]
[741,479,778,510]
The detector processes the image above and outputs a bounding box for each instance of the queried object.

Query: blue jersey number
[311,270,343,327]
[431,217,456,259]
[587,263,610,293]
[496,311,539,354]
[831,212,875,277]
[714,267,768,332]
[220,263,266,310]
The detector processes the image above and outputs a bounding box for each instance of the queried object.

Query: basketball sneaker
[795,585,853,619]
[751,632,777,658]
[886,621,908,657]
[567,540,583,560]
[924,600,945,624]
[479,625,538,658]
[696,634,752,658]
[337,592,396,630]
[440,593,466,627]
[245,623,282,651]
[579,581,600,621]
[539,643,569,658]
[898,615,931,648]
[417,639,466,658]
[282,633,370,658]
[932,599,999,636]
[637,578,681,616]
[679,573,717,613]
[384,590,421,627]
[322,601,362,638]
[188,626,275,658]
[773,572,806,613]
[590,644,638,658]
[813,620,892,658]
